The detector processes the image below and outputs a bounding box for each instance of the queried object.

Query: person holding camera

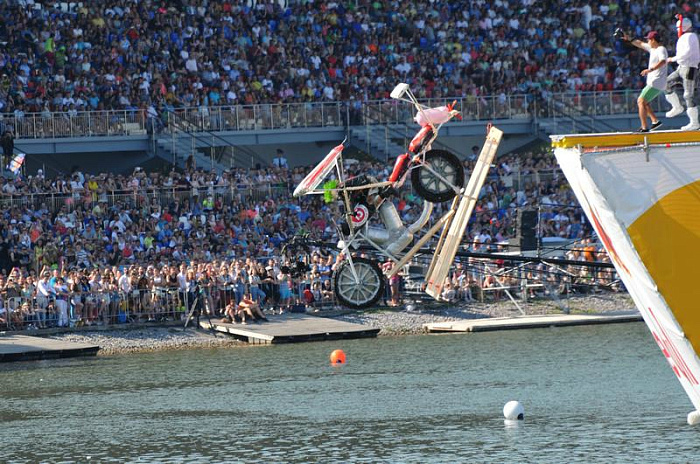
[622,30,667,132]
[664,16,700,131]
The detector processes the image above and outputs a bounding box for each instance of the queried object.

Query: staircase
[155,130,196,169]
[348,125,407,161]
[536,95,620,136]
[154,112,267,172]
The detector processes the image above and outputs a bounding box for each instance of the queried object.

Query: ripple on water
[1,323,698,463]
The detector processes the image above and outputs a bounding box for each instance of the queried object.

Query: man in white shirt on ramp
[624,30,668,132]
[664,16,700,130]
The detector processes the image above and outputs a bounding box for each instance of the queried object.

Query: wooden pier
[424,311,643,333]
[198,312,380,344]
[0,334,100,362]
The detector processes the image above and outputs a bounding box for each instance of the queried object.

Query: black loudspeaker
[516,210,538,251]
[517,210,538,230]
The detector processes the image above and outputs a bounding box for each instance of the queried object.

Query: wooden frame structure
[423,126,503,300]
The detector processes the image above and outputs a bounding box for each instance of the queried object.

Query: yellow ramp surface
[551,130,700,149]
[628,180,700,356]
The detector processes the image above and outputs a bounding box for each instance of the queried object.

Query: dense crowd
[0,149,588,270]
[0,0,690,117]
[0,144,615,330]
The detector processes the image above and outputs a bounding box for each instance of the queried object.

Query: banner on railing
[7,153,25,175]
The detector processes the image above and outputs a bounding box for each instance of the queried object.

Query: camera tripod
[183,290,216,333]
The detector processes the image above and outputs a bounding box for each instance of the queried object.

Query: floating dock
[199,312,380,344]
[0,334,100,362]
[424,311,642,333]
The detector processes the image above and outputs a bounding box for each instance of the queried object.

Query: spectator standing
[248,267,266,306]
[1,130,13,172]
[382,260,401,307]
[70,273,84,324]
[664,16,700,131]
[623,31,667,132]
[233,269,247,305]
[272,149,288,169]
[277,268,292,312]
[36,271,52,328]
[185,155,196,173]
[54,277,70,328]
[0,239,10,272]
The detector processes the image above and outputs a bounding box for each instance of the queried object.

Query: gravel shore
[335,292,636,336]
[47,292,636,354]
[50,327,242,356]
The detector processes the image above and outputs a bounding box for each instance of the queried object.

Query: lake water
[1,323,699,463]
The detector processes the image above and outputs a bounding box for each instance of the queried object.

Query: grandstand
[0,0,682,329]
[0,0,687,170]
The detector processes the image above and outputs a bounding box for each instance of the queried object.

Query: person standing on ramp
[664,15,700,131]
[624,30,668,132]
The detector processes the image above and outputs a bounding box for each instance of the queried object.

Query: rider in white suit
[665,16,700,130]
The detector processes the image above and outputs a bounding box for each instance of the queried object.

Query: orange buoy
[330,349,346,365]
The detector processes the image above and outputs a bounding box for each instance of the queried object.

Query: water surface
[1,323,698,463]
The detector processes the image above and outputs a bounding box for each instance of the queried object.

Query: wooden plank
[200,313,380,344]
[0,335,99,362]
[551,129,700,149]
[425,126,503,299]
[385,209,455,278]
[422,196,459,280]
[424,311,642,333]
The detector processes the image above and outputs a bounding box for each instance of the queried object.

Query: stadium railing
[0,183,292,214]
[5,109,147,139]
[0,90,658,139]
[0,163,563,216]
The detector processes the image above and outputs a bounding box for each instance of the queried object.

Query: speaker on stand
[514,209,538,252]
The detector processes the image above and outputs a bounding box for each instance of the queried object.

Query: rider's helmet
[677,16,692,36]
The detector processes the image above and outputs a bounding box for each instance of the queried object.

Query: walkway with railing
[0,183,292,215]
[3,90,658,140]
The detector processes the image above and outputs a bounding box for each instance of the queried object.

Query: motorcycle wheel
[410,149,465,203]
[333,256,384,309]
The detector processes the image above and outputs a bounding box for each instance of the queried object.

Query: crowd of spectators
[0,143,616,330]
[0,0,691,118]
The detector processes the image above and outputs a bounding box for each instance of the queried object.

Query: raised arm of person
[622,33,646,50]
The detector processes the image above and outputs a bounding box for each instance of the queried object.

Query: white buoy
[503,401,524,421]
[687,410,700,426]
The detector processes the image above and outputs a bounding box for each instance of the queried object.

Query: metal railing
[0,183,292,215]
[165,111,268,169]
[0,161,565,216]
[2,286,216,330]
[4,110,147,139]
[1,90,659,140]
[1,279,342,331]
[0,257,622,332]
